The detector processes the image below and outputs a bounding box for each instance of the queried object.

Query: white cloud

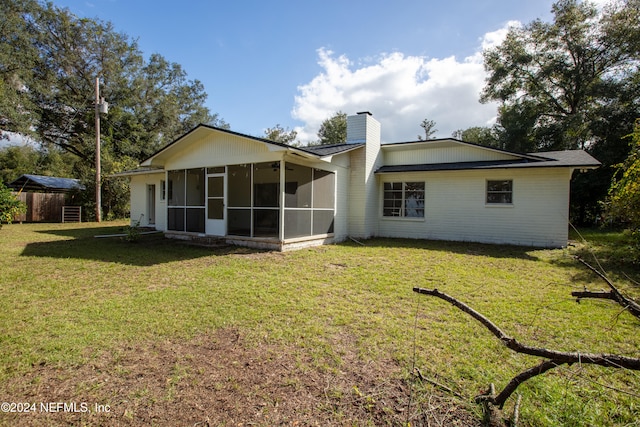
[481,20,521,51]
[291,23,519,144]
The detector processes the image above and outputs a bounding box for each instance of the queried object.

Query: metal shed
[8,174,84,222]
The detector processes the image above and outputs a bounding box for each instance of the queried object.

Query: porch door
[206,172,226,236]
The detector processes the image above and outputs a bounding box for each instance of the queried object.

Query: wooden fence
[11,192,66,223]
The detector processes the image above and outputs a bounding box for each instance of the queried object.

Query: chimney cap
[356,111,372,116]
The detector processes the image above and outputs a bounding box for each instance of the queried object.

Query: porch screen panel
[312,210,334,235]
[284,210,311,239]
[285,164,312,208]
[228,209,251,236]
[253,162,279,237]
[168,170,185,206]
[253,162,280,207]
[253,209,279,237]
[168,208,184,231]
[166,168,205,233]
[186,208,205,233]
[283,163,335,240]
[227,164,252,236]
[228,164,251,207]
[312,169,335,208]
[186,168,205,206]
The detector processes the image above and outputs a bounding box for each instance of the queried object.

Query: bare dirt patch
[1,328,480,426]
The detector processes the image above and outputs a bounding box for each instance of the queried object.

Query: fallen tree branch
[575,257,640,319]
[412,287,640,408]
[511,394,522,427]
[414,368,464,399]
[412,288,640,370]
[572,290,616,301]
[476,360,564,408]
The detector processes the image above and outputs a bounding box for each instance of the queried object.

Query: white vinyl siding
[382,142,517,166]
[378,168,571,247]
[129,172,166,230]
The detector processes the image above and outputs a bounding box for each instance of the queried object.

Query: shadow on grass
[21,225,263,266]
[339,237,541,261]
[554,228,640,298]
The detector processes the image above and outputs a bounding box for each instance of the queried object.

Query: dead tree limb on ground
[571,290,616,300]
[412,287,640,409]
[573,257,640,319]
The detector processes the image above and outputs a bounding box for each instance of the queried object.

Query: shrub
[0,182,27,229]
[606,119,640,250]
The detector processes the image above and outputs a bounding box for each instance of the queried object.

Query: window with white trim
[383,182,425,218]
[486,180,513,204]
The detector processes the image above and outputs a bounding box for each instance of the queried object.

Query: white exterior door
[206,173,226,236]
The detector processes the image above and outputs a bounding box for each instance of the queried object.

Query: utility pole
[94,77,108,222]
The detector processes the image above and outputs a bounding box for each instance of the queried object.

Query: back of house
[117,112,600,250]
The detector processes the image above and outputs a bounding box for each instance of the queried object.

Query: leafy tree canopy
[606,119,640,239]
[317,111,347,145]
[264,124,298,145]
[0,143,74,184]
[0,0,228,219]
[452,126,500,148]
[481,0,640,154]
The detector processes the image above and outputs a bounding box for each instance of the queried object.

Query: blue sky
[47,1,567,143]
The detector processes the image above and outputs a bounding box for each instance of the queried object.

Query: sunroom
[164,161,336,250]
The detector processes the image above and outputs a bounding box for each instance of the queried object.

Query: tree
[0,0,40,138]
[482,0,640,152]
[606,119,640,245]
[481,0,640,224]
[0,1,227,219]
[452,126,500,148]
[0,181,26,228]
[317,111,347,145]
[417,118,437,140]
[264,124,298,145]
[0,144,75,184]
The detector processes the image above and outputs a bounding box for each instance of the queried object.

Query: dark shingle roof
[8,174,84,192]
[303,143,364,156]
[375,150,601,174]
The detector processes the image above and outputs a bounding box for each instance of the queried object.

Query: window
[160,180,166,201]
[383,182,425,218]
[486,180,513,204]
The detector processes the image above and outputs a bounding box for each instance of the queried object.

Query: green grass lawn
[0,221,638,426]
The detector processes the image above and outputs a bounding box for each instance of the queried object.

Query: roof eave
[110,168,165,178]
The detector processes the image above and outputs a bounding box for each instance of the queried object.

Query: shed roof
[8,174,84,192]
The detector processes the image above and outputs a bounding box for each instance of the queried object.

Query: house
[118,112,600,250]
